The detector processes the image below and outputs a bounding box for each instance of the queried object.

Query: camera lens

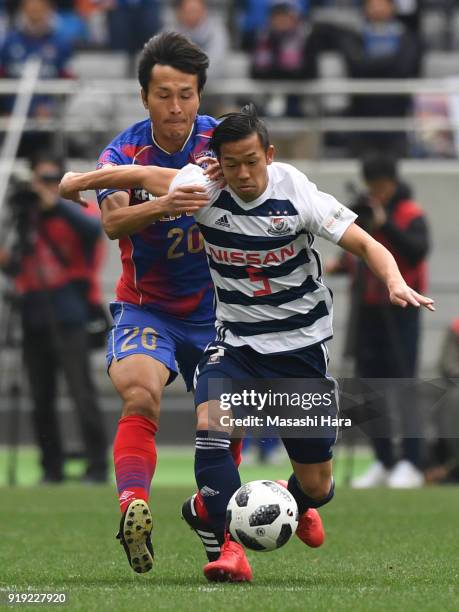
[37,173,60,183]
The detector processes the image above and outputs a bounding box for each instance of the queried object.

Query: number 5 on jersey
[246,267,273,297]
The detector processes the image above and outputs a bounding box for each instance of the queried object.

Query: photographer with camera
[328,155,430,488]
[0,152,108,483]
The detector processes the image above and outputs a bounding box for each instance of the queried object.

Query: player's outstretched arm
[59,165,178,206]
[339,223,435,311]
[59,165,209,239]
[100,184,209,240]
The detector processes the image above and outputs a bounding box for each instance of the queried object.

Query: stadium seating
[70,51,129,79]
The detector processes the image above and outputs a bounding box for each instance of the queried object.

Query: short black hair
[362,155,398,183]
[138,31,209,95]
[210,104,270,158]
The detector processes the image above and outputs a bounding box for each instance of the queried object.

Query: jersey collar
[150,123,194,155]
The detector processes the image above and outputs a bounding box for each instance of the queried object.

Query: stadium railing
[0,77,459,159]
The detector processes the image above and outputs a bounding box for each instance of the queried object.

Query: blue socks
[287,474,335,514]
[195,431,241,531]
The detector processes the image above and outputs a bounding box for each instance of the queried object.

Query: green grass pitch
[0,449,458,611]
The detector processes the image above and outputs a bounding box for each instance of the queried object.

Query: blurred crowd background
[0,0,459,158]
[0,0,458,488]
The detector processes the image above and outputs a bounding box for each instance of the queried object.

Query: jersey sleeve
[294,171,357,244]
[96,146,131,206]
[168,163,222,220]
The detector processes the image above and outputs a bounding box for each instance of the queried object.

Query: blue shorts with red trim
[107,302,216,391]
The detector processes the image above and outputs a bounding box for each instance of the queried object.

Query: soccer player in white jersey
[60,106,434,583]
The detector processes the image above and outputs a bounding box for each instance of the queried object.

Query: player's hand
[163,185,209,214]
[197,156,226,188]
[388,282,435,311]
[59,172,88,207]
[369,200,387,228]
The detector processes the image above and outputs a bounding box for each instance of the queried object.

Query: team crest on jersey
[190,149,216,168]
[267,217,291,236]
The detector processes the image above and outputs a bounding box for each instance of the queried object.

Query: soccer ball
[226,480,298,552]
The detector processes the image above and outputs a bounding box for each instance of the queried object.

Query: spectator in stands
[53,0,89,47]
[334,156,429,488]
[106,0,162,72]
[338,0,422,155]
[166,0,229,81]
[0,1,7,46]
[3,1,16,17]
[74,0,108,46]
[0,153,108,484]
[0,0,73,121]
[236,0,309,51]
[393,0,420,35]
[250,0,319,117]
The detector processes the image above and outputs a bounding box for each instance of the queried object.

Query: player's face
[141,64,200,153]
[219,133,274,203]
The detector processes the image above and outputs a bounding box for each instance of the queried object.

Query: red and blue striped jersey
[97,115,217,321]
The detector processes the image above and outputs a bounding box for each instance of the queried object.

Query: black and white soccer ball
[226,480,298,552]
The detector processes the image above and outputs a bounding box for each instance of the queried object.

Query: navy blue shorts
[194,341,338,464]
[107,302,216,391]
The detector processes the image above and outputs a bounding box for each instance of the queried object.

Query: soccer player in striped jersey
[61,106,434,582]
[168,108,434,581]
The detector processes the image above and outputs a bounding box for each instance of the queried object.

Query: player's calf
[192,421,252,580]
[279,439,335,548]
[109,353,169,424]
[184,436,244,561]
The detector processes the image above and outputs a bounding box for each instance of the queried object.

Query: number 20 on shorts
[120,327,158,353]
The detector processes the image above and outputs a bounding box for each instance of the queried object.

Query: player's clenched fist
[162,184,209,214]
[59,172,89,207]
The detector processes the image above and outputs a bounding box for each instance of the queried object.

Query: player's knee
[121,384,161,423]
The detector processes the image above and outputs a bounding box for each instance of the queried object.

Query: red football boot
[276,480,325,548]
[203,533,253,583]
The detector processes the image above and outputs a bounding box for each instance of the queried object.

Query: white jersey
[170,162,357,354]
